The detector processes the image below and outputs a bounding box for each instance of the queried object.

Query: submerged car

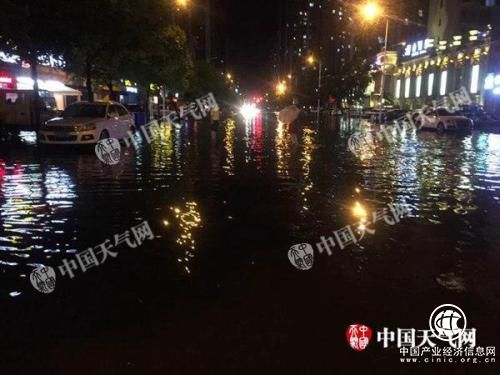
[457,105,500,128]
[38,101,135,144]
[416,108,473,131]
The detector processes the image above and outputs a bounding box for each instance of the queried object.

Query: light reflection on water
[0,117,500,297]
[168,201,202,275]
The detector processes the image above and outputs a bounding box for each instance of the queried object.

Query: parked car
[38,101,135,145]
[457,104,500,128]
[384,109,408,123]
[416,108,473,131]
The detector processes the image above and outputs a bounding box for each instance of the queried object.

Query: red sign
[346,324,372,351]
[0,72,15,90]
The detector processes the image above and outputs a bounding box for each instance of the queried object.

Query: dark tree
[0,0,64,127]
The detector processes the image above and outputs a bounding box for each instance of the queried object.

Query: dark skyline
[221,0,283,93]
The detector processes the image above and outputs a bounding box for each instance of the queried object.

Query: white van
[0,90,58,129]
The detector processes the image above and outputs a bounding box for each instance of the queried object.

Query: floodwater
[1,114,499,373]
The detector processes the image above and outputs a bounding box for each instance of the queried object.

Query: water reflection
[1,115,500,296]
[169,201,202,275]
[300,128,315,213]
[223,119,236,176]
[275,122,291,178]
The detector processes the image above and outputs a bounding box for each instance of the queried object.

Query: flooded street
[1,115,500,373]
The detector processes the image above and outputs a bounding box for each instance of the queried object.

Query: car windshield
[62,103,106,118]
[437,108,453,116]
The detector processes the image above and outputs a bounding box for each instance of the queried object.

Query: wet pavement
[1,114,500,374]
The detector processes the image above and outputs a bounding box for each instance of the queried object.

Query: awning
[16,76,81,95]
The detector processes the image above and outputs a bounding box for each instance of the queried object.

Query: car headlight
[77,123,97,131]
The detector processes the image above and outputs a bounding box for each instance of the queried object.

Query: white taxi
[38,101,135,144]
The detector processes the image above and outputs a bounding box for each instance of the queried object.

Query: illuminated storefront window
[416,76,422,98]
[440,71,448,96]
[470,65,480,94]
[428,73,434,96]
[405,77,411,98]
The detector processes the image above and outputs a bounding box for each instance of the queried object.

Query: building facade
[386,0,500,112]
[282,0,429,106]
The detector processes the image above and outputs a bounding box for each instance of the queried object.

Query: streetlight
[360,1,381,21]
[176,0,189,9]
[307,54,322,123]
[360,1,389,121]
[276,81,287,96]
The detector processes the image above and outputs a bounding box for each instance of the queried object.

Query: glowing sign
[470,65,480,94]
[483,73,500,94]
[0,72,15,89]
[0,51,64,68]
[484,73,495,90]
[404,39,434,57]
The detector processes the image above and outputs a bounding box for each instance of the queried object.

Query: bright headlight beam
[240,103,260,120]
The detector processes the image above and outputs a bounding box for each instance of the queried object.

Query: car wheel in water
[437,123,445,132]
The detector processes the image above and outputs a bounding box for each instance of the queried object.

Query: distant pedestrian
[210,106,221,132]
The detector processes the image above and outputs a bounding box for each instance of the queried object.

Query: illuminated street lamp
[360,2,382,22]
[226,73,232,80]
[276,81,287,96]
[360,1,389,121]
[307,54,322,123]
[176,0,189,9]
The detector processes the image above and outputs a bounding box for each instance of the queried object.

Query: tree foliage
[0,0,198,117]
[0,0,65,125]
[185,60,237,104]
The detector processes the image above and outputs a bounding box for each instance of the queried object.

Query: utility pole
[205,0,211,62]
[379,18,389,123]
[317,60,322,124]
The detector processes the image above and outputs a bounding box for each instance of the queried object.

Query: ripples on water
[1,116,500,297]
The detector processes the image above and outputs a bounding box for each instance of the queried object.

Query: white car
[416,108,473,131]
[38,101,135,144]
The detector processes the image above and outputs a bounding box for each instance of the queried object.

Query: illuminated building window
[416,75,422,97]
[470,65,480,94]
[395,80,401,99]
[440,71,448,96]
[405,77,411,98]
[428,73,434,96]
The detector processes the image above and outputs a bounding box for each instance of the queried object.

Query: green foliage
[0,0,234,110]
[125,24,193,92]
[0,0,63,62]
[322,57,372,106]
[184,60,236,103]
[59,0,194,99]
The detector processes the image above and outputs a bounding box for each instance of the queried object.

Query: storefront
[0,52,81,127]
[388,28,496,112]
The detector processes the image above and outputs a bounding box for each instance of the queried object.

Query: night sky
[220,0,282,93]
